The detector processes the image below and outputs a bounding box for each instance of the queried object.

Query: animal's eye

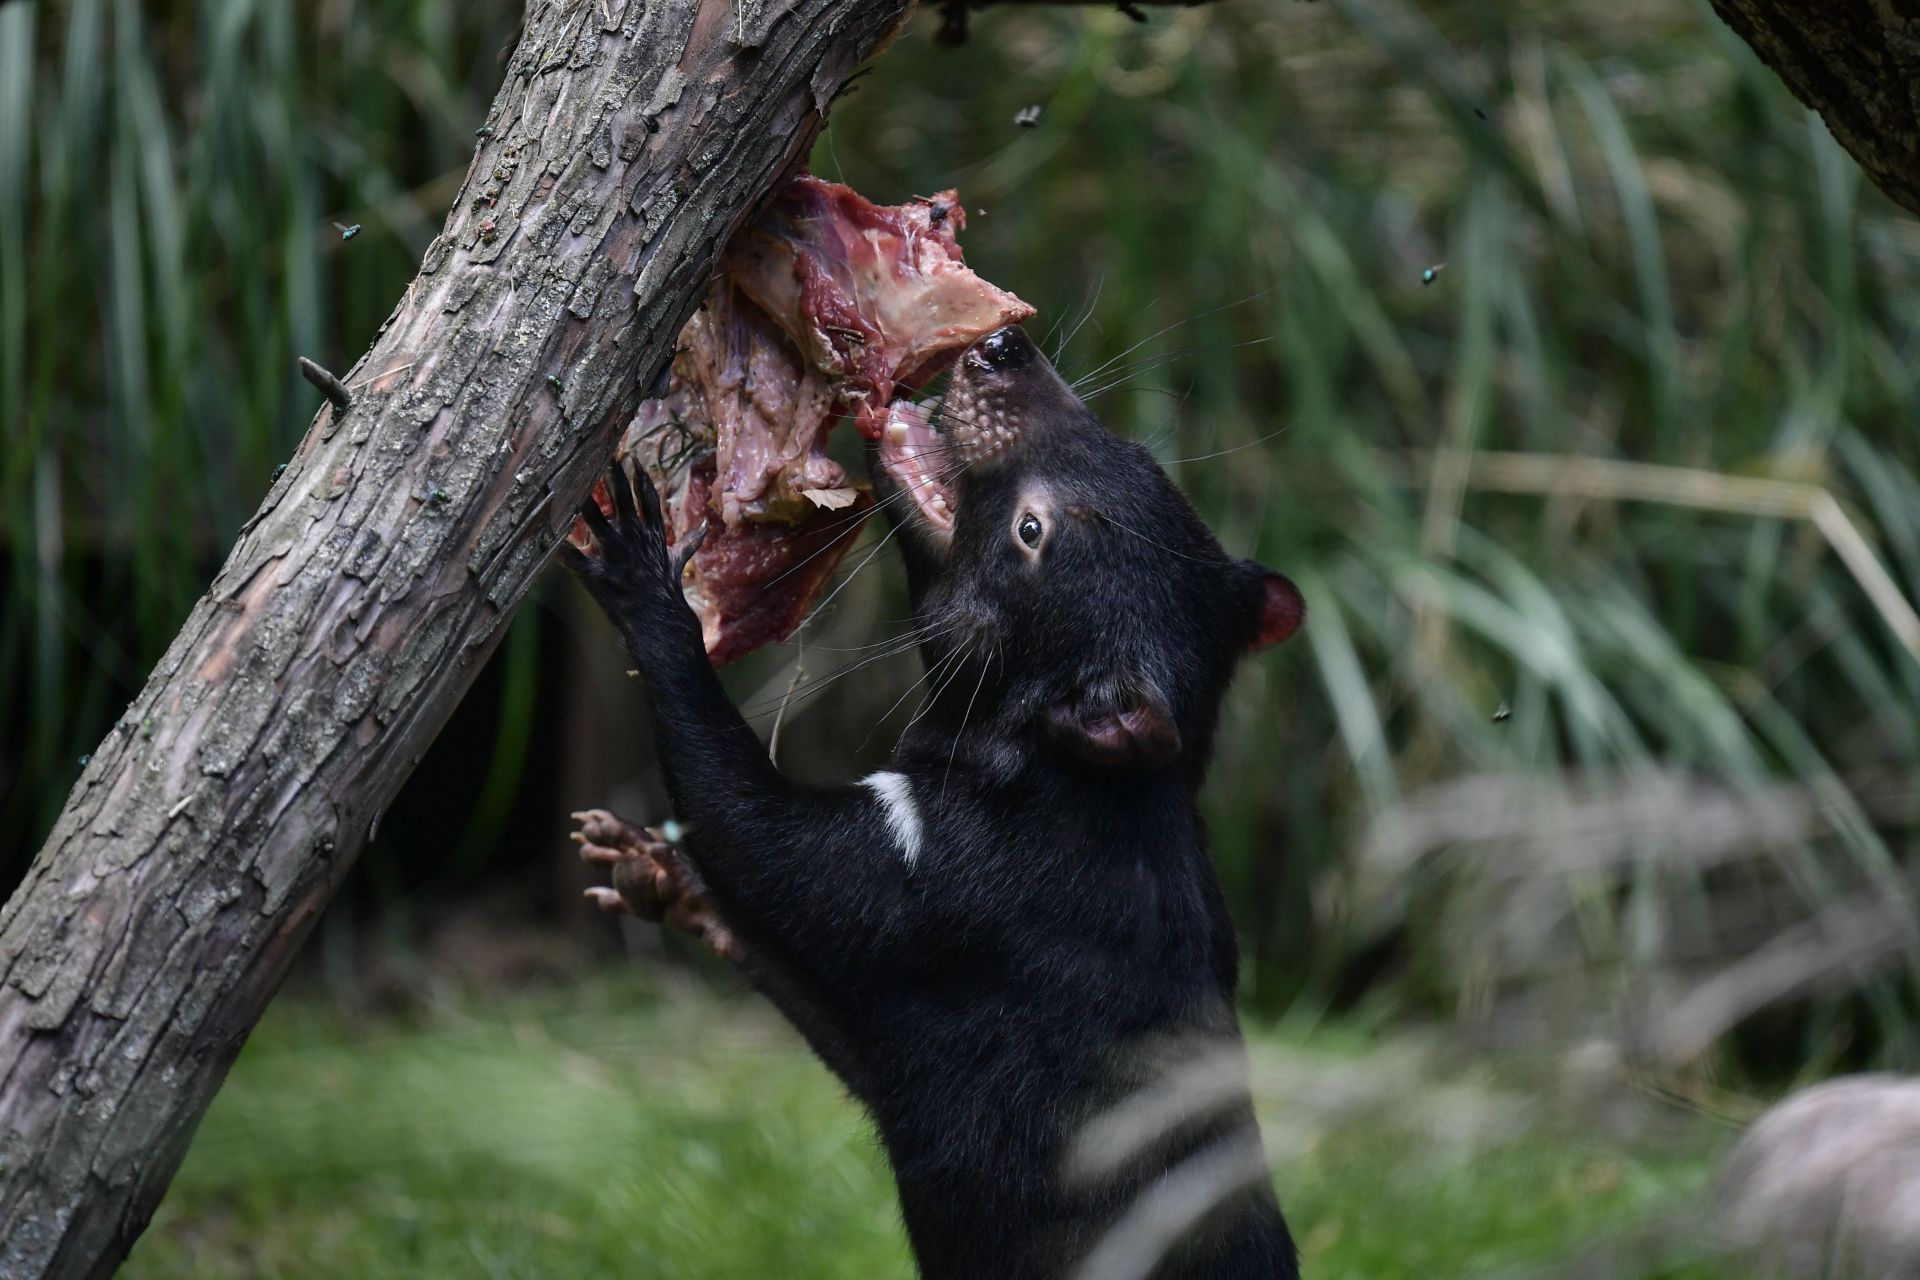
[1017,513,1044,549]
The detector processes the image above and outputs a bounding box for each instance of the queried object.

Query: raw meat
[574,175,1032,666]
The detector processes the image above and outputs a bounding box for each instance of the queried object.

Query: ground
[127,969,1730,1279]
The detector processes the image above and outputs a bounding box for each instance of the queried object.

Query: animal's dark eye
[1017,513,1044,548]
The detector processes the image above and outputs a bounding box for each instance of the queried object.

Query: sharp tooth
[930,492,949,512]
[886,419,910,445]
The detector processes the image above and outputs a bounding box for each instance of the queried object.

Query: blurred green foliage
[2,0,519,844]
[5,0,1920,1078]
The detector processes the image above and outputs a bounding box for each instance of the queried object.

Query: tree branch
[1709,0,1920,218]
[0,0,909,1274]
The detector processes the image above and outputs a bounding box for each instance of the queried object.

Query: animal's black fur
[565,325,1303,1279]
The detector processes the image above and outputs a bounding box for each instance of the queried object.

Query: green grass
[126,973,1725,1279]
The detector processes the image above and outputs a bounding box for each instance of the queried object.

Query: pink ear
[1251,570,1305,650]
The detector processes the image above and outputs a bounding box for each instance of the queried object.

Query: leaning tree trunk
[0,0,909,1273]
[1708,0,1920,218]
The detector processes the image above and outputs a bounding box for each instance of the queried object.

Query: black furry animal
[563,324,1304,1279]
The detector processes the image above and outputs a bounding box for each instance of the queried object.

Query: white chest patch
[860,770,924,870]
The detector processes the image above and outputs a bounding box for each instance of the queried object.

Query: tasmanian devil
[562,323,1305,1279]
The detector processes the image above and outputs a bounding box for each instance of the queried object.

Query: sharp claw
[671,520,710,581]
[608,462,639,525]
[579,495,615,546]
[635,467,665,531]
[585,887,629,915]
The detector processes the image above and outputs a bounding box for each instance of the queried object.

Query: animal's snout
[964,325,1038,378]
[935,321,1091,471]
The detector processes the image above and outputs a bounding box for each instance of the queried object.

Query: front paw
[571,808,743,964]
[559,464,705,659]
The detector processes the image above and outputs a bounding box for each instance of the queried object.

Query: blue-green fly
[1421,262,1446,286]
[334,222,362,241]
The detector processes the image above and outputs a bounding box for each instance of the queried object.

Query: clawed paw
[559,464,674,583]
[570,808,743,964]
[557,465,707,660]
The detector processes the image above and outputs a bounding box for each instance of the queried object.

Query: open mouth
[879,395,955,533]
[875,338,1032,536]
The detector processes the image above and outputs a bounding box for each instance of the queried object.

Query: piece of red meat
[572,175,1032,666]
[726,179,1032,438]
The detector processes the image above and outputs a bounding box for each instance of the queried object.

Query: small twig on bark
[297,357,353,410]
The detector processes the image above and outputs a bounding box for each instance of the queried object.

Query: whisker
[858,643,965,752]
[736,433,983,604]
[1161,422,1295,466]
[737,624,956,720]
[1065,288,1278,392]
[942,645,992,801]
[1097,510,1225,565]
[1052,276,1105,363]
[791,520,902,633]
[764,429,1006,628]
[899,640,975,739]
[779,624,943,655]
[1075,336,1274,403]
[1134,385,1203,454]
[739,620,954,712]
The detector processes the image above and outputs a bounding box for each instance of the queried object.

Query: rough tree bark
[1708,0,1920,217]
[0,0,910,1273]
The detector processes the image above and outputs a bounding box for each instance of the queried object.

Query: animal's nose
[964,325,1037,376]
